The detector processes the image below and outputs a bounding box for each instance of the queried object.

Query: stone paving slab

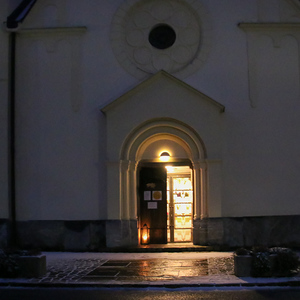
[0,252,299,288]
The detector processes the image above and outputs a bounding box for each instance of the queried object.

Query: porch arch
[119,118,208,223]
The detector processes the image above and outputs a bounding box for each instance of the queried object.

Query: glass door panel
[174,216,192,228]
[174,229,192,242]
[167,171,193,243]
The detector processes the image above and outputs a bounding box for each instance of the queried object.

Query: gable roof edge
[101,71,225,114]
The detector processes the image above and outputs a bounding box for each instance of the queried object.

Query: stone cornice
[18,26,87,35]
[239,23,300,31]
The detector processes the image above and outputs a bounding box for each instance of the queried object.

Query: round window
[111,0,210,79]
[148,24,176,49]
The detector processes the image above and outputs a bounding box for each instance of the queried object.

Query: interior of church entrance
[167,166,193,243]
[138,164,193,245]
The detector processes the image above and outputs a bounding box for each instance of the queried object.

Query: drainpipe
[5,0,37,247]
[7,31,17,247]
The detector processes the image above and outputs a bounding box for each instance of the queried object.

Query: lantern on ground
[141,224,149,244]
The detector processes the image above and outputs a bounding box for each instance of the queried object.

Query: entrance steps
[102,243,214,253]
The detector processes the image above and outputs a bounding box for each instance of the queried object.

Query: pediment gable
[101,71,225,114]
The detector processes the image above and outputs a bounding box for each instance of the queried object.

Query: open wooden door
[139,166,167,244]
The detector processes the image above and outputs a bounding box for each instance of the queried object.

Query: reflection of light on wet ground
[84,259,208,281]
[141,261,150,268]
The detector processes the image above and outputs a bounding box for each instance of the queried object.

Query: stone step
[100,243,214,253]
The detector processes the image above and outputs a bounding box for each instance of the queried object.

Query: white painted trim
[119,118,208,221]
[239,23,300,31]
[18,27,87,35]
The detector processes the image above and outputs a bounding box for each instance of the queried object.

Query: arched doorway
[101,71,224,248]
[120,118,208,245]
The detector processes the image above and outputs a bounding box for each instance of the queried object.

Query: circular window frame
[110,0,212,79]
[148,24,177,50]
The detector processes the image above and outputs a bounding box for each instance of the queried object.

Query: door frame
[105,117,223,247]
[137,160,193,244]
[119,118,208,222]
[167,167,193,243]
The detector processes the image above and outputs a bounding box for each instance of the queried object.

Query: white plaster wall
[222,32,300,217]
[15,0,138,220]
[186,0,300,217]
[7,0,300,220]
[15,33,105,220]
[0,0,9,219]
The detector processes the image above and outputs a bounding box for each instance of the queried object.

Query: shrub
[234,246,300,277]
[251,251,271,277]
[252,245,269,254]
[270,247,299,276]
[0,249,19,278]
[0,248,42,278]
[235,248,250,256]
[16,249,41,256]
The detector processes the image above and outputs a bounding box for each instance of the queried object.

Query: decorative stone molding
[192,161,207,219]
[119,118,208,225]
[19,26,87,35]
[110,0,211,79]
[239,22,300,31]
[19,27,87,54]
[121,118,206,162]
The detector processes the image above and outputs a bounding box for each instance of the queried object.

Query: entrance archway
[120,118,208,245]
[102,71,224,247]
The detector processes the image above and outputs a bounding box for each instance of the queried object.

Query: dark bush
[0,249,19,278]
[252,245,270,254]
[270,248,299,276]
[0,248,42,278]
[251,251,271,277]
[235,248,250,256]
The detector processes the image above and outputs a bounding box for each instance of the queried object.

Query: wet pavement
[0,251,300,288]
[83,259,209,281]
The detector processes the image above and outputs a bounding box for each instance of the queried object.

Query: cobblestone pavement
[1,252,300,287]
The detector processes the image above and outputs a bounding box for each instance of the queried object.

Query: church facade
[1,0,300,250]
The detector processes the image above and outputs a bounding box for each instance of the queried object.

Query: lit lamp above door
[159,151,171,162]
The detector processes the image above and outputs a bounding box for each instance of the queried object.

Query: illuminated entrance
[138,163,194,245]
[102,72,224,248]
[115,116,218,248]
[167,166,193,243]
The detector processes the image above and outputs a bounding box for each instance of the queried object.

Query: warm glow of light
[159,151,170,162]
[165,166,174,172]
[141,224,149,244]
[160,156,170,162]
[142,234,148,242]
